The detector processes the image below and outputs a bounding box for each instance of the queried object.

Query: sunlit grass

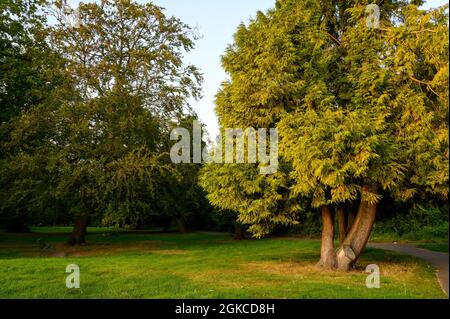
[0,230,446,299]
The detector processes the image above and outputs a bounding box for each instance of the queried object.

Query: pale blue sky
[67,0,448,138]
[149,0,274,139]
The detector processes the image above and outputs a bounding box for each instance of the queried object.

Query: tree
[2,0,203,244]
[200,0,448,270]
[161,115,213,233]
[0,0,50,124]
[0,0,72,231]
[101,115,212,234]
[49,0,202,113]
[52,0,202,244]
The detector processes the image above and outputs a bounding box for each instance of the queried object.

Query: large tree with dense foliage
[200,0,448,270]
[1,0,203,243]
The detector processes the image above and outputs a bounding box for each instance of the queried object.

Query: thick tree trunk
[316,206,336,270]
[337,207,347,245]
[68,215,89,246]
[336,185,378,271]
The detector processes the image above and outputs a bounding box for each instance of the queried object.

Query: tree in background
[0,0,51,124]
[0,0,73,231]
[102,115,213,234]
[200,0,448,270]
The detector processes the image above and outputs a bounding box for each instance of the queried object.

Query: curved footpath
[368,243,449,296]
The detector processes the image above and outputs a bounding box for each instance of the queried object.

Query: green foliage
[0,0,52,123]
[49,0,202,115]
[101,150,165,228]
[200,162,300,238]
[288,210,322,239]
[416,243,448,252]
[0,0,208,232]
[372,205,449,241]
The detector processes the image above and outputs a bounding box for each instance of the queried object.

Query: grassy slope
[0,230,446,299]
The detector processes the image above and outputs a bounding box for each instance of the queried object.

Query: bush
[288,210,322,238]
[372,204,449,241]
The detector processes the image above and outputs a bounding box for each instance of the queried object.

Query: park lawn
[416,243,449,253]
[29,226,121,234]
[0,230,446,299]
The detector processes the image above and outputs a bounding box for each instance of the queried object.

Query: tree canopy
[0,0,207,242]
[200,0,448,270]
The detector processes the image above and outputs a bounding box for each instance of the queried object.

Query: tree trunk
[234,221,245,240]
[316,206,336,270]
[347,204,356,234]
[337,207,347,245]
[336,185,378,271]
[68,215,89,246]
[178,219,187,233]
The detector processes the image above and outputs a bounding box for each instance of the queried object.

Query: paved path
[369,243,449,295]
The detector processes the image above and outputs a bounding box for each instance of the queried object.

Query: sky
[148,0,274,140]
[67,0,448,139]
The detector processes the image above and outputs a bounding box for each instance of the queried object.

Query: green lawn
[416,243,449,253]
[29,226,120,234]
[0,229,446,299]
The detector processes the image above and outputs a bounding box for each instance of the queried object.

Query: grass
[369,230,449,253]
[0,229,447,299]
[370,231,449,245]
[370,230,449,243]
[29,226,120,234]
[371,221,449,243]
[416,243,449,253]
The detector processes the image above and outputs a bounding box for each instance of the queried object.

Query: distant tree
[200,0,448,270]
[101,116,212,234]
[155,115,212,233]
